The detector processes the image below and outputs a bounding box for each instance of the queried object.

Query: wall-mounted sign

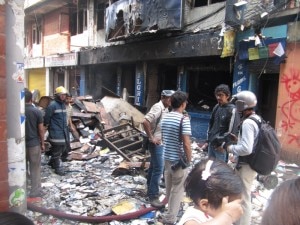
[45,52,78,67]
[232,60,249,95]
[134,73,144,106]
[12,63,24,83]
[24,57,44,69]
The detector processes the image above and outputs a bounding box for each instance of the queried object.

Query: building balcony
[225,0,300,29]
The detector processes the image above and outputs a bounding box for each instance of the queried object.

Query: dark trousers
[48,144,66,169]
[26,145,42,197]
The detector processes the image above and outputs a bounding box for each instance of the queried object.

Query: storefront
[24,56,46,102]
[45,52,80,95]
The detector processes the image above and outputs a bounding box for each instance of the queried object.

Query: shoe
[54,169,65,176]
[61,156,72,162]
[150,198,164,208]
[47,160,53,167]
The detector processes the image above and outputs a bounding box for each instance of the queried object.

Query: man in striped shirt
[160,91,192,225]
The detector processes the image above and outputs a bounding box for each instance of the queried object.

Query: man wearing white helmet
[44,86,69,176]
[225,90,260,225]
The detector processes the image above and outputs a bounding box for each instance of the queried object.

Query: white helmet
[234,91,257,112]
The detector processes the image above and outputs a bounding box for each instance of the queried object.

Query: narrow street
[25,145,300,225]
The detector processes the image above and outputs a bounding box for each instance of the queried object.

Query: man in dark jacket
[44,86,69,175]
[205,84,240,162]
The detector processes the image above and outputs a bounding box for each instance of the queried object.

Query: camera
[211,132,232,148]
[171,157,189,171]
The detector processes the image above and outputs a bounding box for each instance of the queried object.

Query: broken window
[32,24,41,45]
[194,0,225,7]
[194,0,209,7]
[106,0,182,42]
[70,0,88,36]
[95,1,106,30]
[211,0,226,3]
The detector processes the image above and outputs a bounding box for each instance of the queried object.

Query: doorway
[257,73,279,127]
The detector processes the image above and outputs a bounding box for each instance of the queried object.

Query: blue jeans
[147,142,164,199]
[208,144,227,162]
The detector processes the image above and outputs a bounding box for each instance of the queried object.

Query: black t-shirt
[25,104,43,147]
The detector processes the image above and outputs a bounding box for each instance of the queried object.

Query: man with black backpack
[225,90,260,225]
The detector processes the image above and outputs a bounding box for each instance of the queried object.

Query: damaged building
[24,0,300,163]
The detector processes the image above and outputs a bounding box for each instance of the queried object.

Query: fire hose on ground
[27,198,167,223]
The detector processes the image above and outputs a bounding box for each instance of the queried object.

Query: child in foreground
[178,158,244,225]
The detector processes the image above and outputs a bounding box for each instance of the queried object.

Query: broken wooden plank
[72,111,95,118]
[82,101,100,113]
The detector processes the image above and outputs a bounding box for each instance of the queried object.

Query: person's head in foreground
[0,212,34,225]
[261,177,300,225]
[182,158,244,224]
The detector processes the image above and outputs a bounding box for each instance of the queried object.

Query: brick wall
[0,3,9,211]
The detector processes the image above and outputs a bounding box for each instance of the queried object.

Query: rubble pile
[26,143,207,224]
[26,147,300,225]
[26,96,300,225]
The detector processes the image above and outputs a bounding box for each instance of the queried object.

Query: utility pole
[5,0,26,213]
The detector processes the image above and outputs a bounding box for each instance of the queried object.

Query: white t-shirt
[177,206,212,225]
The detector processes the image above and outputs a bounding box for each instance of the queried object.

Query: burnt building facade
[24,0,300,162]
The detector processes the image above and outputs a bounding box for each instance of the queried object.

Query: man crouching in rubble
[44,86,69,176]
[142,90,175,208]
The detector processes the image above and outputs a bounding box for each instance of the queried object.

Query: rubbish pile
[39,95,147,163]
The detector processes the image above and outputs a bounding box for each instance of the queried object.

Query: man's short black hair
[24,89,32,103]
[171,91,187,109]
[214,84,231,97]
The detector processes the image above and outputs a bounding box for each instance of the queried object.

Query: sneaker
[150,198,164,208]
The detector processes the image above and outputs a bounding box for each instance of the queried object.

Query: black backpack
[245,116,281,175]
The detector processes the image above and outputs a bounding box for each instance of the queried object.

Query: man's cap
[161,90,175,97]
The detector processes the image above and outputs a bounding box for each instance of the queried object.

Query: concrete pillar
[135,62,145,106]
[5,0,26,213]
[145,63,159,110]
[80,67,86,96]
[116,65,122,96]
[45,68,50,95]
[0,0,9,212]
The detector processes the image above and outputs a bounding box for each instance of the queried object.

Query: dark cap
[161,90,175,97]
